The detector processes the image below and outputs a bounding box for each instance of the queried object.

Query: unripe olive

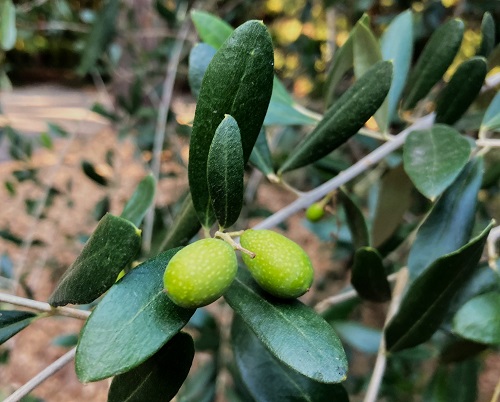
[240,229,314,298]
[306,203,325,222]
[163,238,237,308]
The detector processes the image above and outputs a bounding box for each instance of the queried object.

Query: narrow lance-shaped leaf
[481,90,500,131]
[324,14,371,108]
[49,214,142,307]
[121,173,156,227]
[403,19,464,110]
[279,60,393,174]
[0,310,37,344]
[232,315,349,402]
[224,269,348,384]
[408,158,483,279]
[381,10,413,123]
[351,247,391,303]
[77,0,119,75]
[338,188,369,249]
[452,291,500,345]
[403,125,471,199]
[76,248,195,382]
[477,12,495,58]
[371,165,413,248]
[1,0,16,51]
[81,160,108,186]
[191,10,233,49]
[385,222,493,352]
[435,57,487,125]
[332,321,382,355]
[160,194,201,251]
[188,43,217,99]
[207,115,244,229]
[108,332,195,402]
[249,127,275,176]
[188,20,273,228]
[353,18,389,132]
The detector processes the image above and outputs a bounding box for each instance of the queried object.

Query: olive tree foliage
[1,1,500,401]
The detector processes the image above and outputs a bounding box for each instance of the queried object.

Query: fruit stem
[214,230,256,258]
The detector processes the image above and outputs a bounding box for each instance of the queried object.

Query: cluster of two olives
[163,229,314,308]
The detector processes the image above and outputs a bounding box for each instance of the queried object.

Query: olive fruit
[306,203,325,222]
[163,238,237,308]
[240,229,314,298]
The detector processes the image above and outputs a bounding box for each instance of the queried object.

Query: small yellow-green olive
[305,203,325,222]
[240,229,314,298]
[164,238,237,308]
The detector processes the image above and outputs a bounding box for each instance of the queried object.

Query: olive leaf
[0,310,37,344]
[121,173,156,227]
[351,247,391,303]
[207,115,244,229]
[224,269,348,384]
[477,12,495,58]
[49,214,142,307]
[188,20,273,228]
[279,60,393,173]
[76,248,194,382]
[385,222,493,352]
[403,18,464,110]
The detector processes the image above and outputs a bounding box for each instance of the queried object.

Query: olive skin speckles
[240,229,314,298]
[164,238,237,308]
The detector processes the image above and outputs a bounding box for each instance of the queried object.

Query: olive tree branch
[363,267,409,402]
[3,348,76,402]
[254,113,436,231]
[0,293,90,320]
[142,3,190,254]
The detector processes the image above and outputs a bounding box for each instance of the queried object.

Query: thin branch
[0,293,90,320]
[254,113,436,231]
[3,348,76,402]
[477,139,500,148]
[363,267,409,402]
[487,225,500,270]
[142,5,190,254]
[314,272,398,313]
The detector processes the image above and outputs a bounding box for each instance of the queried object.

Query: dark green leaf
[49,214,141,307]
[338,189,369,249]
[439,337,488,364]
[331,321,381,355]
[52,333,79,348]
[121,173,156,227]
[423,360,478,402]
[403,125,471,199]
[76,248,194,382]
[381,10,413,123]
[191,10,233,49]
[481,90,500,131]
[91,103,119,122]
[188,43,217,99]
[77,0,119,75]
[160,195,201,251]
[108,332,194,402]
[352,17,388,132]
[188,20,273,228]
[279,61,393,173]
[176,361,216,402]
[39,132,53,150]
[224,269,347,383]
[351,247,391,302]
[249,128,274,176]
[232,315,349,402]
[403,19,464,110]
[407,158,483,279]
[47,122,69,137]
[435,57,487,125]
[385,222,493,352]
[93,196,110,221]
[371,165,413,247]
[0,0,16,51]
[0,310,37,344]
[207,115,244,229]
[81,160,108,186]
[477,12,495,58]
[452,291,500,345]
